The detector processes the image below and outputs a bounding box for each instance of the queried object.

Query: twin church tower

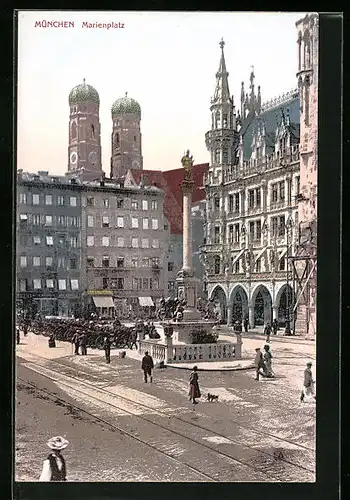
[67,79,143,181]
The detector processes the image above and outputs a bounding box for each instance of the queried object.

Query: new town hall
[201,13,317,335]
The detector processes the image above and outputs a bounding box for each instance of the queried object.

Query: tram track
[18,350,315,454]
[17,351,315,481]
[17,377,217,482]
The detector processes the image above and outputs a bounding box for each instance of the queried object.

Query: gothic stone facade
[294,13,318,335]
[202,38,303,328]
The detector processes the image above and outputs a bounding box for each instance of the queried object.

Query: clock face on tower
[89,152,97,165]
[70,152,77,165]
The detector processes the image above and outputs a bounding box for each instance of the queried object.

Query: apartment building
[16,171,83,318]
[81,180,168,318]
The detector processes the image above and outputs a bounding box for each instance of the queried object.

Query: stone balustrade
[138,340,166,361]
[170,342,235,363]
[138,339,240,364]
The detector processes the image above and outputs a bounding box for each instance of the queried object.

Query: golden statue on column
[181,149,194,182]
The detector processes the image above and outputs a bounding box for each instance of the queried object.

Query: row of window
[19,214,80,227]
[18,193,159,212]
[211,177,300,213]
[87,215,159,230]
[99,277,160,291]
[19,255,78,269]
[86,197,158,211]
[212,255,286,275]
[19,194,78,207]
[86,235,160,249]
[18,278,79,291]
[212,216,290,244]
[19,235,79,248]
[87,256,161,268]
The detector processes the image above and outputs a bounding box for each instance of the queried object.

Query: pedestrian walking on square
[79,332,87,355]
[300,362,316,402]
[243,317,249,333]
[103,335,111,364]
[189,366,201,405]
[23,321,28,337]
[141,351,154,383]
[264,322,272,343]
[254,348,265,380]
[129,329,137,350]
[263,344,274,378]
[272,318,278,335]
[39,436,69,482]
[71,331,80,355]
[16,327,20,345]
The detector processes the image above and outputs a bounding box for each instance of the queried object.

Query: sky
[17,11,307,175]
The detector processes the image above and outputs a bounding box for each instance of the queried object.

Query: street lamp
[284,216,294,335]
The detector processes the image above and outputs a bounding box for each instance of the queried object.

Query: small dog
[207,393,219,402]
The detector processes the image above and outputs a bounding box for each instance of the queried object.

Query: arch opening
[276,284,294,327]
[252,285,272,326]
[210,285,227,323]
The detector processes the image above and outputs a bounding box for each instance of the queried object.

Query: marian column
[176,150,202,321]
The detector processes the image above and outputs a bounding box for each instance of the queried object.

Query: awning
[93,296,115,308]
[138,296,154,307]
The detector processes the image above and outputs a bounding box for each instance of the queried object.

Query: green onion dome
[111,92,141,117]
[69,79,100,106]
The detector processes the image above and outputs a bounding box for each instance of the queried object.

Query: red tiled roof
[129,163,209,235]
[163,163,209,210]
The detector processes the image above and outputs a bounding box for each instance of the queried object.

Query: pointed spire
[83,78,86,85]
[212,38,231,105]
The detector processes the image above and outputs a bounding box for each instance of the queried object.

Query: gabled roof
[163,163,209,210]
[242,96,300,159]
[128,163,209,235]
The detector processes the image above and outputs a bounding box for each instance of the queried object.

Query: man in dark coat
[272,318,278,335]
[141,351,154,383]
[16,327,20,345]
[71,331,80,355]
[103,335,111,363]
[129,330,137,350]
[243,317,249,333]
[79,332,87,355]
[264,322,272,343]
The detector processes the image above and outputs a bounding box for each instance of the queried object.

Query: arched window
[215,111,220,129]
[91,124,95,138]
[116,132,120,145]
[279,257,285,271]
[215,148,220,164]
[304,76,310,126]
[304,30,311,69]
[222,148,228,164]
[298,32,302,71]
[298,76,304,113]
[71,122,77,139]
[214,256,221,275]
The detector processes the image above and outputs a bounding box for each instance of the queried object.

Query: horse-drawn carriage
[30,316,136,349]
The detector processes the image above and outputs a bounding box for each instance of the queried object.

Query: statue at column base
[177,268,194,279]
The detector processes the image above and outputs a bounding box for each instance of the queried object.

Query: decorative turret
[205,39,239,180]
[110,92,143,179]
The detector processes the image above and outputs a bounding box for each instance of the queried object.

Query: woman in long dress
[188,366,201,405]
[263,345,274,378]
